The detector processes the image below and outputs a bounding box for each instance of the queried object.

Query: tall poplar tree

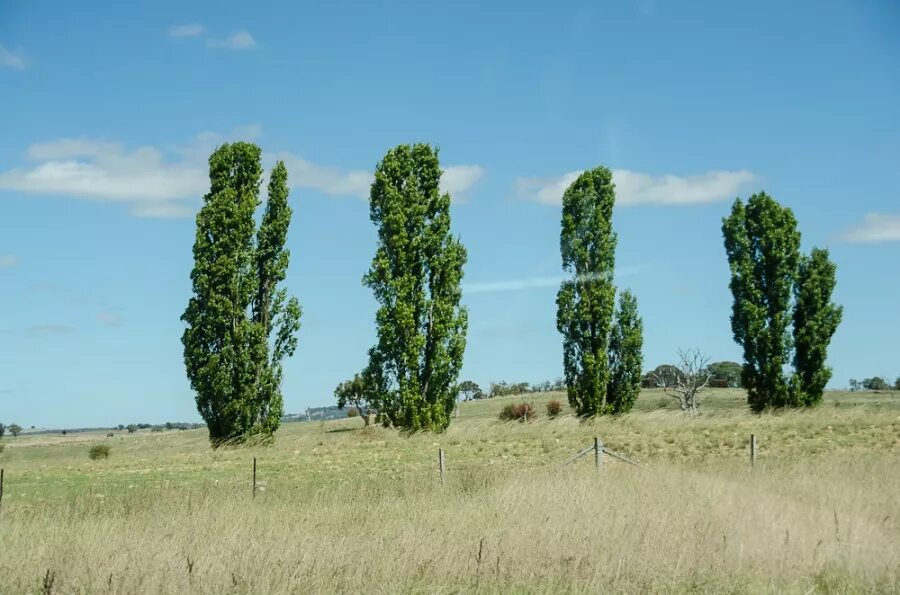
[363,143,468,432]
[608,290,644,414]
[722,192,840,411]
[792,248,842,406]
[182,143,301,444]
[557,166,643,416]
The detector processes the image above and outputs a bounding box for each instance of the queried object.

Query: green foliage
[706,361,743,388]
[895,377,900,391]
[722,192,841,411]
[0,441,4,453]
[126,425,137,434]
[792,248,842,405]
[722,193,801,411]
[499,402,535,421]
[88,445,111,460]
[556,166,643,416]
[8,424,21,437]
[363,144,468,432]
[546,399,562,417]
[335,373,377,426]
[861,377,889,391]
[0,423,5,439]
[457,380,482,401]
[607,290,644,414]
[642,364,682,388]
[182,144,302,445]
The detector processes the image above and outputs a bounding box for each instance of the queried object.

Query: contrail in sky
[463,265,647,295]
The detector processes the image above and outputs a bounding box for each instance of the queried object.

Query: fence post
[252,457,257,498]
[750,434,757,466]
[438,448,446,485]
[0,468,4,514]
[594,437,604,471]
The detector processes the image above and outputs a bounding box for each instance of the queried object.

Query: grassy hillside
[0,389,898,593]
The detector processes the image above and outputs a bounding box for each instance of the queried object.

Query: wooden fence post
[750,434,757,466]
[438,448,446,485]
[0,468,4,514]
[594,437,604,471]
[252,457,257,498]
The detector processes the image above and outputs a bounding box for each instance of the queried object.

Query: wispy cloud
[278,153,372,199]
[0,128,259,217]
[279,153,485,201]
[441,165,486,200]
[516,169,756,206]
[464,265,646,295]
[0,254,17,269]
[839,213,900,244]
[208,31,257,50]
[0,43,26,70]
[0,130,484,216]
[97,312,123,327]
[168,24,205,38]
[26,324,77,336]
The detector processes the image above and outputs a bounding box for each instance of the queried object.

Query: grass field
[1,389,899,593]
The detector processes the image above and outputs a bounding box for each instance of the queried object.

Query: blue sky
[1,0,898,428]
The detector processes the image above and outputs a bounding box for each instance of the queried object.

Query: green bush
[88,445,111,460]
[546,400,562,417]
[499,403,536,422]
[347,407,359,418]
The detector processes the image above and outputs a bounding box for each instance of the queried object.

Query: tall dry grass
[1,453,897,593]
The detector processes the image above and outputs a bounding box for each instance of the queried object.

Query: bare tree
[653,349,711,414]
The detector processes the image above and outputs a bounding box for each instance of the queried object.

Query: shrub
[347,407,359,418]
[88,445,111,460]
[0,442,5,453]
[546,400,562,417]
[106,433,114,438]
[499,402,536,422]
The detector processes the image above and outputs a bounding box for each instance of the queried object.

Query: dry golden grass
[0,389,898,593]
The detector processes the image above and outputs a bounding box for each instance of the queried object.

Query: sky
[1,0,898,428]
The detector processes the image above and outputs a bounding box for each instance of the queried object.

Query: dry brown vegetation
[0,389,898,593]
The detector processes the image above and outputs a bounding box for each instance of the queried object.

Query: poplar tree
[722,192,800,410]
[182,143,301,444]
[792,248,842,405]
[363,143,468,432]
[608,290,644,414]
[722,192,841,411]
[556,166,643,416]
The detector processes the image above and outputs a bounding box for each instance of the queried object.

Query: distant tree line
[642,361,743,389]
[849,377,900,391]
[0,423,22,438]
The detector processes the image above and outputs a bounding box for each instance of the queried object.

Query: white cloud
[278,153,372,199]
[839,213,900,244]
[0,43,26,70]
[278,154,484,201]
[0,138,209,217]
[0,131,484,216]
[441,165,486,199]
[516,168,756,206]
[168,24,205,38]
[0,255,18,269]
[208,31,257,50]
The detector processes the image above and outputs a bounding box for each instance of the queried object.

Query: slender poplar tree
[557,166,643,416]
[792,248,842,406]
[608,290,644,414]
[722,192,840,411]
[363,143,468,432]
[182,144,301,444]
